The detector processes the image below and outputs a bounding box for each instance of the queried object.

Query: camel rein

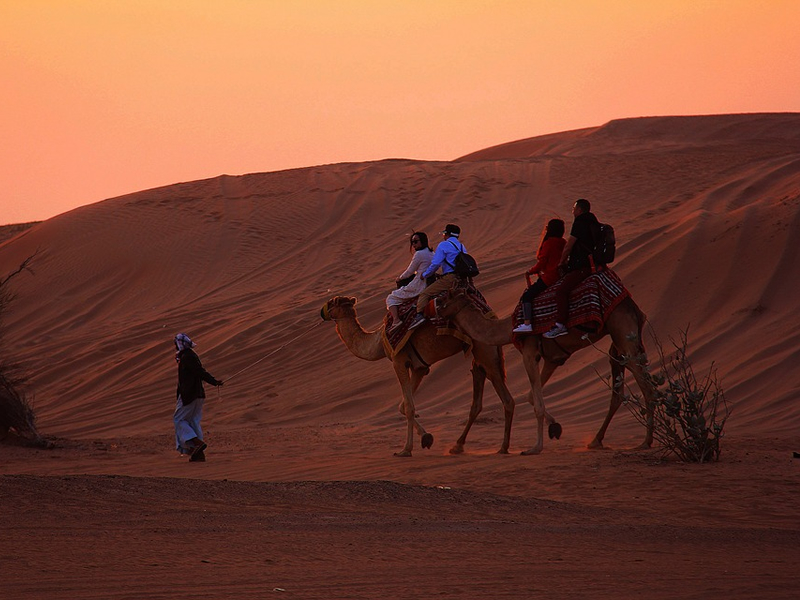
[223,320,324,385]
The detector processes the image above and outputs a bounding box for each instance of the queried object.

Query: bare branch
[0,249,39,287]
[0,251,47,446]
[617,325,731,463]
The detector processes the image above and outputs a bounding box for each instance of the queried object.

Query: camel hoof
[520,447,542,456]
[587,439,603,449]
[497,448,509,455]
[421,433,434,449]
[634,442,652,450]
[548,422,563,440]
[449,445,464,455]
[393,450,412,457]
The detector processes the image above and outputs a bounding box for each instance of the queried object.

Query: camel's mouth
[320,302,331,321]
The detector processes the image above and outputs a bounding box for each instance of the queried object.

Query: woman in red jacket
[513,219,566,334]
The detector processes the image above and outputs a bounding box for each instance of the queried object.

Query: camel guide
[173,333,223,462]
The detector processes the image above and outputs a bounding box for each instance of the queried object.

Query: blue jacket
[423,237,467,279]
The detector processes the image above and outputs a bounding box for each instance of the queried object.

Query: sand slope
[2,113,799,441]
[1,114,799,599]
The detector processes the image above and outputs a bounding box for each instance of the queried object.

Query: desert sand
[1,113,799,599]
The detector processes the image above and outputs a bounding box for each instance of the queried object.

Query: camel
[321,296,556,457]
[435,288,658,453]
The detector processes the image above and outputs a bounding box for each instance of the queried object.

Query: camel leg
[449,362,487,454]
[589,344,625,449]
[410,367,434,449]
[392,359,417,457]
[395,368,431,439]
[395,366,435,450]
[484,364,515,455]
[606,306,657,449]
[625,358,657,449]
[472,344,516,454]
[519,342,545,455]
[539,358,556,386]
[538,359,562,439]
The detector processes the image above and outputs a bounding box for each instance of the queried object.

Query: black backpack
[446,240,480,278]
[590,222,616,267]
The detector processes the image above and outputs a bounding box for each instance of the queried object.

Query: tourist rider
[544,199,599,338]
[386,231,434,332]
[513,218,566,334]
[408,224,466,330]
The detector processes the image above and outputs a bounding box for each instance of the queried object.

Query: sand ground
[2,429,799,599]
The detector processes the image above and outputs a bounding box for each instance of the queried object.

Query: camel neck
[455,306,514,346]
[335,315,386,361]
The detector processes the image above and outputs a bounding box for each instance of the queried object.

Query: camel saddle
[383,281,493,357]
[512,268,630,341]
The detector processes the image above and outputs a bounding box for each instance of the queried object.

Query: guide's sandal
[190,441,208,460]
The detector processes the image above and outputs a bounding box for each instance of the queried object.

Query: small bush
[620,328,730,463]
[0,369,39,440]
[0,254,47,446]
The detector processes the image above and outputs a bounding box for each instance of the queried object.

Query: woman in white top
[386,231,433,331]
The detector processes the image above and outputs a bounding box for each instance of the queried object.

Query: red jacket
[527,237,566,286]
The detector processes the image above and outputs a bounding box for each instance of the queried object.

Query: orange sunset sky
[2,1,799,224]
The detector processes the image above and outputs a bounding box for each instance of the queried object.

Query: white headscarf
[174,333,196,362]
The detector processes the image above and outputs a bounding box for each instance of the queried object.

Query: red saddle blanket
[383,281,493,357]
[513,268,630,337]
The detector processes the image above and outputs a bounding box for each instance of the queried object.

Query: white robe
[386,248,433,307]
[174,394,204,453]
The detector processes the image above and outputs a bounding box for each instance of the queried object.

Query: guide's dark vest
[176,349,209,405]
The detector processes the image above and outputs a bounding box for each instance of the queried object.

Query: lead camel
[321,296,557,457]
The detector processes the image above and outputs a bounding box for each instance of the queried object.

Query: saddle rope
[223,320,325,385]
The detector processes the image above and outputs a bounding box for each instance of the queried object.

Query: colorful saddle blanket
[512,269,630,339]
[383,281,493,358]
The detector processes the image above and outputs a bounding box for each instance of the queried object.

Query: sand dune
[2,113,798,440]
[2,113,799,598]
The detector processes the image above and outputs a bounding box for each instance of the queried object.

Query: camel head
[321,296,358,321]
[434,289,471,320]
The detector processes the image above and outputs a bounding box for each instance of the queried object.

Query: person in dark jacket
[173,333,223,462]
[544,198,600,338]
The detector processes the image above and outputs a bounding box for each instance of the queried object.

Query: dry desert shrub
[0,369,40,442]
[616,327,730,463]
[0,253,47,446]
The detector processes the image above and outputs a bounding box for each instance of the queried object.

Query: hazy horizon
[3,0,799,224]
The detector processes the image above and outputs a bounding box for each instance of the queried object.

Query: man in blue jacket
[408,223,467,330]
